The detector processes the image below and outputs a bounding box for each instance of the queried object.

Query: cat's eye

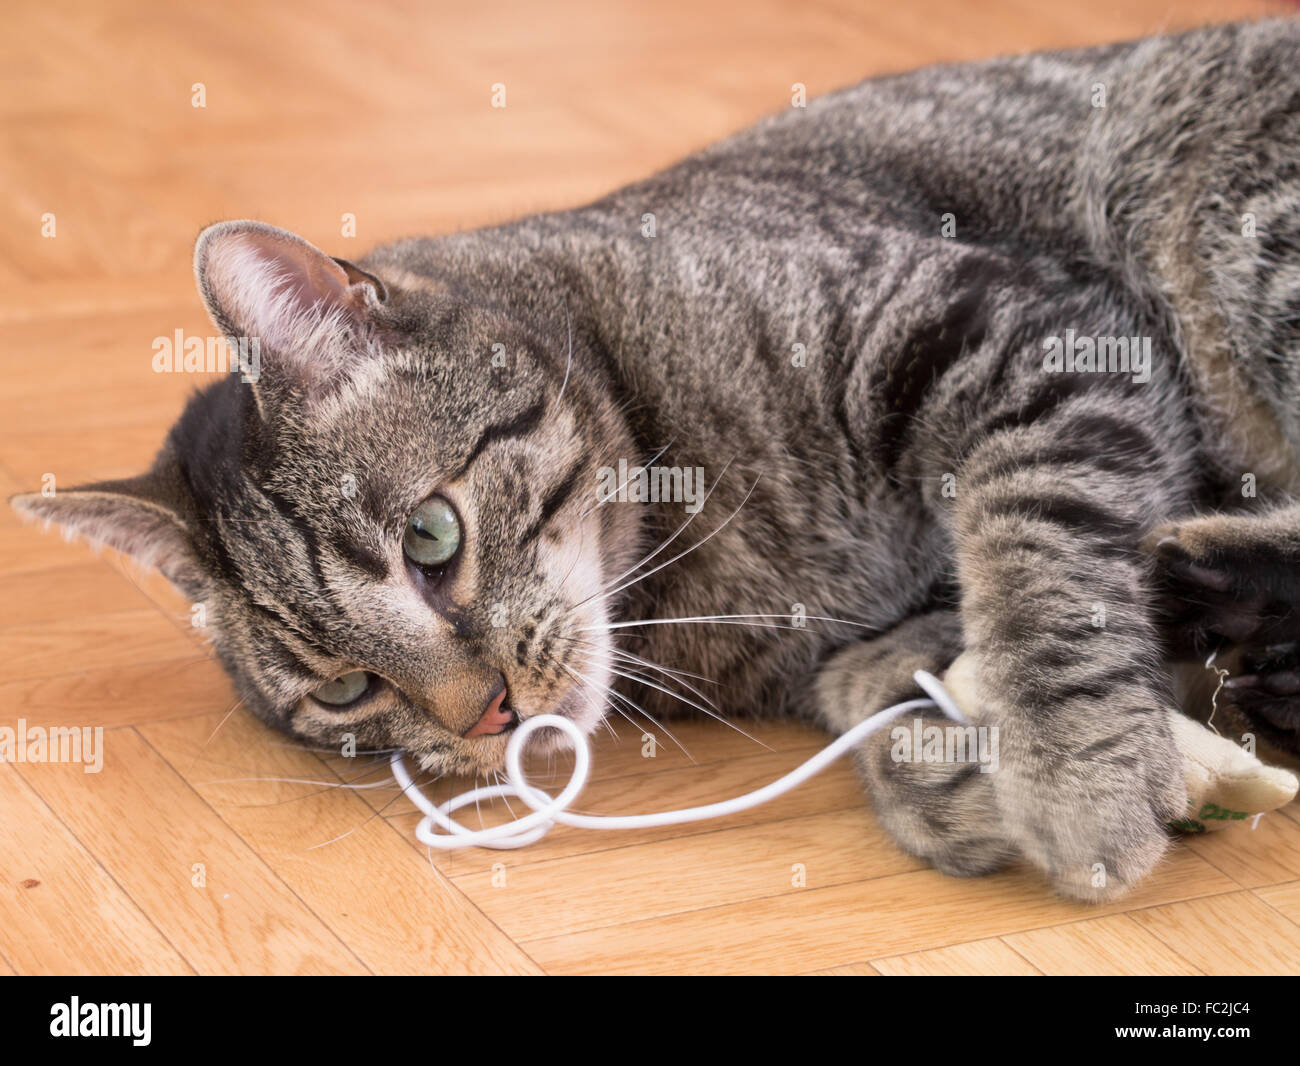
[312,670,372,707]
[403,495,461,569]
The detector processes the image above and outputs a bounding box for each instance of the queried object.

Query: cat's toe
[1152,534,1235,592]
[1148,525,1295,655]
[1222,644,1300,735]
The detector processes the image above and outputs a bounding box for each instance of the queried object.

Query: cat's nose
[463,676,516,738]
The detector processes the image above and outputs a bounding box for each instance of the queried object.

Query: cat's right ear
[194,220,388,395]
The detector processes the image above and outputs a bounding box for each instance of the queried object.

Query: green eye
[313,670,371,707]
[404,495,461,568]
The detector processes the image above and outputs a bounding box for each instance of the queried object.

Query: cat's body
[370,17,1300,713]
[16,18,1300,901]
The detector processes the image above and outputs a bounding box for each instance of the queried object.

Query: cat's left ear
[9,456,206,591]
[194,220,388,393]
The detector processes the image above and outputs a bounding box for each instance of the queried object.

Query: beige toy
[941,651,1299,834]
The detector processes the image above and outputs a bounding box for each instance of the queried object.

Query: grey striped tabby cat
[14,19,1300,901]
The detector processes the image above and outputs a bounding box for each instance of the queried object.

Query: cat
[12,18,1300,902]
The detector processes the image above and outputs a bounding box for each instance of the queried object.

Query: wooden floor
[3,0,1299,976]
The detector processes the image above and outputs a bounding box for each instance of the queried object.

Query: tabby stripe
[1073,732,1129,760]
[979,491,1141,540]
[200,516,335,653]
[257,485,329,593]
[243,598,332,680]
[331,534,389,579]
[450,398,547,480]
[972,373,1097,444]
[872,266,990,475]
[918,761,981,793]
[1021,663,1152,708]
[1063,412,1163,465]
[966,413,1161,490]
[522,458,584,543]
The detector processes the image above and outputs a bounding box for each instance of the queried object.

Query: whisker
[199,771,396,791]
[575,458,735,604]
[579,439,676,520]
[550,298,574,412]
[550,643,700,763]
[603,686,697,764]
[601,648,722,707]
[605,646,719,687]
[578,474,761,615]
[197,753,400,811]
[581,612,881,634]
[560,659,696,763]
[560,634,720,685]
[551,659,630,750]
[493,769,523,822]
[579,655,771,752]
[304,759,434,850]
[180,696,247,777]
[274,741,399,756]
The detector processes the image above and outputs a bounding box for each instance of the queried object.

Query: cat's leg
[949,428,1189,902]
[1150,504,1300,754]
[815,609,1018,877]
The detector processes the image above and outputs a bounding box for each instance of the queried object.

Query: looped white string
[390,669,967,851]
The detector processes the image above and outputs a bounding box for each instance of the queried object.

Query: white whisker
[576,474,760,614]
[579,439,676,520]
[576,458,734,602]
[581,657,772,752]
[199,774,396,790]
[560,659,696,763]
[551,298,574,411]
[603,648,722,708]
[582,612,880,634]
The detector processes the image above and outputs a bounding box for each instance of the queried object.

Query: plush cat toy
[941,652,1299,834]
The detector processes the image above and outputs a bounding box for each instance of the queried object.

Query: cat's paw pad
[1226,642,1300,732]
[1147,524,1296,654]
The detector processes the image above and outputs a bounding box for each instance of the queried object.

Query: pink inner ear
[201,225,371,381]
[242,231,354,322]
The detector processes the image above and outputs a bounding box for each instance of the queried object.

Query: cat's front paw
[952,654,1186,903]
[1024,767,1184,904]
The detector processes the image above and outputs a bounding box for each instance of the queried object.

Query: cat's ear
[194,220,388,392]
[9,459,205,589]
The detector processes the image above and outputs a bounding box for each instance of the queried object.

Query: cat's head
[12,221,641,774]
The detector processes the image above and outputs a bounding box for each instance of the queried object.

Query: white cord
[390,669,967,851]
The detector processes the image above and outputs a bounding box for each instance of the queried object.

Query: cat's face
[12,222,641,775]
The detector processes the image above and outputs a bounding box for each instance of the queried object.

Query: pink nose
[463,685,515,738]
